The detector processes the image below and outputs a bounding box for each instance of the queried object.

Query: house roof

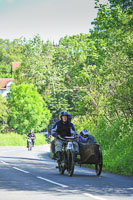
[0,78,14,90]
[12,62,21,71]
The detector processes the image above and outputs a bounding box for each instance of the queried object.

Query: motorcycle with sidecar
[55,135,103,176]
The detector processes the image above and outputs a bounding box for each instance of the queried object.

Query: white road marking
[37,176,68,188]
[0,161,9,165]
[84,193,107,200]
[13,167,30,174]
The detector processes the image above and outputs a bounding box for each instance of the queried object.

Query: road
[0,145,133,200]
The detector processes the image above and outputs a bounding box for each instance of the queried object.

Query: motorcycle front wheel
[58,152,66,175]
[58,163,65,175]
[28,142,32,151]
[67,150,75,176]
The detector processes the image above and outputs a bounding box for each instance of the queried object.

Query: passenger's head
[80,129,90,141]
[67,113,72,122]
[60,111,68,123]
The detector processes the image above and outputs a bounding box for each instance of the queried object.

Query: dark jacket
[51,120,76,138]
[27,132,36,139]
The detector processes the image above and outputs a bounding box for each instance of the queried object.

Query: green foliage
[0,94,8,132]
[0,38,24,78]
[34,133,48,145]
[0,63,11,78]
[73,116,133,175]
[7,83,52,134]
[108,0,133,12]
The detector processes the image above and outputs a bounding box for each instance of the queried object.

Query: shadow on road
[0,151,133,198]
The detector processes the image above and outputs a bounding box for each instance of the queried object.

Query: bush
[73,116,133,175]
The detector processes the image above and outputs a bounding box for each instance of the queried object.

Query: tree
[14,35,72,125]
[7,83,51,134]
[0,94,8,132]
[108,0,133,12]
[89,1,133,122]
[0,38,24,78]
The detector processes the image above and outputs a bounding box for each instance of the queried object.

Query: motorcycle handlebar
[57,135,77,141]
[26,136,35,139]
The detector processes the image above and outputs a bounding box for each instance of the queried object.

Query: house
[11,62,21,74]
[0,62,21,98]
[0,78,14,98]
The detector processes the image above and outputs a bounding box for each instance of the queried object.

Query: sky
[0,0,108,43]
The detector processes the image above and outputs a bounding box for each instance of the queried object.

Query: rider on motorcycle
[51,112,73,159]
[51,111,79,163]
[27,129,36,147]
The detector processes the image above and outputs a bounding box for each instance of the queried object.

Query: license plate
[67,142,73,149]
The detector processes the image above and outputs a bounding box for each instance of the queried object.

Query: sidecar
[78,143,103,176]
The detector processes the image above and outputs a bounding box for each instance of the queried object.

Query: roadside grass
[0,133,47,146]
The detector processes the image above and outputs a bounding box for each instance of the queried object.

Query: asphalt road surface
[0,145,133,200]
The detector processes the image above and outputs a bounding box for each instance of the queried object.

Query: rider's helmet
[80,129,90,141]
[30,129,33,133]
[60,111,68,119]
[68,113,72,121]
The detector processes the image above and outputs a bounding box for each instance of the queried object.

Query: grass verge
[0,132,47,146]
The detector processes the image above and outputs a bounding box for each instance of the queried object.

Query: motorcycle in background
[26,136,34,151]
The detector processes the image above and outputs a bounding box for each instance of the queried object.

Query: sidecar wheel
[95,149,103,176]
